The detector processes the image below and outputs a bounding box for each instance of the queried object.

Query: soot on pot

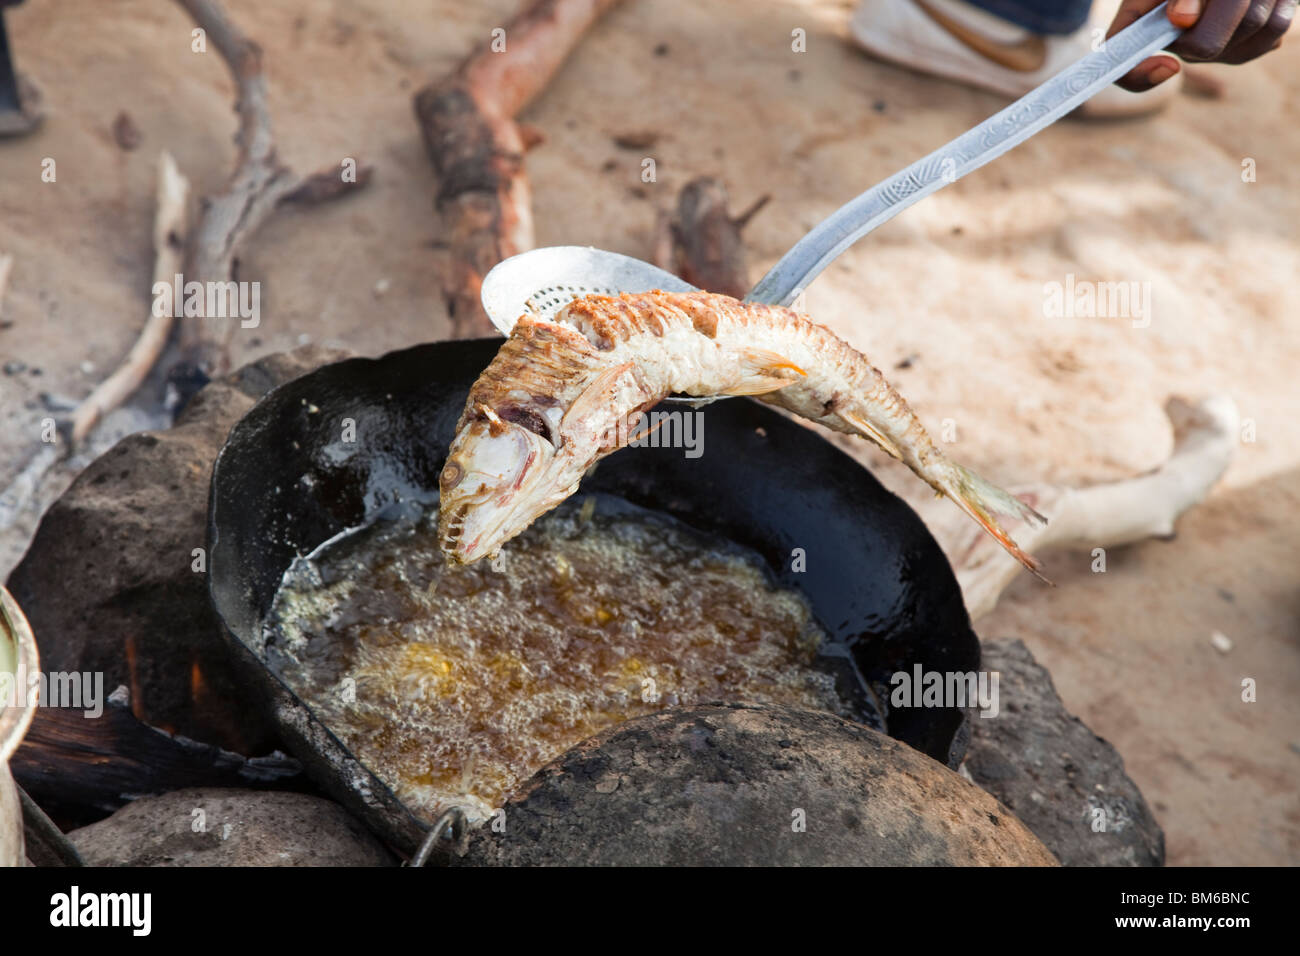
[263,493,882,825]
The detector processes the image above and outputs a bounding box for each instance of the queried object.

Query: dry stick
[282,164,375,205]
[0,446,58,534]
[69,152,190,445]
[173,0,371,375]
[0,156,193,533]
[414,0,624,338]
[653,176,770,299]
[173,0,295,375]
[5,1,370,528]
[951,394,1239,620]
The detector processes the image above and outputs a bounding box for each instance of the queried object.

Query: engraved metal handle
[747,2,1183,307]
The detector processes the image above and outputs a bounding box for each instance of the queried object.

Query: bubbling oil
[265,496,859,825]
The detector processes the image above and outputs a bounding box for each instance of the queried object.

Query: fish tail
[940,462,1051,583]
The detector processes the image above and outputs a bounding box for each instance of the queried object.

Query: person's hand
[1107,0,1295,90]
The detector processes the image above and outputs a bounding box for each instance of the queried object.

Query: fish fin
[723,376,802,396]
[627,413,669,444]
[561,362,638,431]
[722,348,806,396]
[839,409,905,461]
[943,463,1051,583]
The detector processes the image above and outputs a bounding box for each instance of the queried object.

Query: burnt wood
[12,703,302,829]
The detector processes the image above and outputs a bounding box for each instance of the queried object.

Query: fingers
[1109,1,1187,90]
[1116,54,1182,91]
[1166,0,1209,27]
[1170,0,1252,59]
[1107,0,1294,90]
[1231,0,1283,41]
[1219,0,1296,62]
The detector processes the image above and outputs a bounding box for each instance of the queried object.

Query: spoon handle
[746,3,1182,308]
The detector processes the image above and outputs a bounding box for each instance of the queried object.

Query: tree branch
[173,0,370,375]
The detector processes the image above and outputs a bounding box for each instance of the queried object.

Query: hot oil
[265,495,878,825]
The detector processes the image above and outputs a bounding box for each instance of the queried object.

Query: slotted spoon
[482,3,1181,336]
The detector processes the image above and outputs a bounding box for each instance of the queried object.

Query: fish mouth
[441,499,506,565]
[438,497,522,565]
[440,480,567,564]
[438,504,470,562]
[438,424,560,563]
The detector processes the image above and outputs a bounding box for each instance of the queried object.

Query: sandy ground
[1,0,1296,865]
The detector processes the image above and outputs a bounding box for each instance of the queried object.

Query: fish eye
[440,460,464,490]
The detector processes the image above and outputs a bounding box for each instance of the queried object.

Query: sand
[0,0,1295,865]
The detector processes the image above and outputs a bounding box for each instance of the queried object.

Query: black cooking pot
[207,339,980,853]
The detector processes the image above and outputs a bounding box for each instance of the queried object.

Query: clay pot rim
[0,587,40,764]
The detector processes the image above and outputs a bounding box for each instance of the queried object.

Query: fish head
[437,403,578,564]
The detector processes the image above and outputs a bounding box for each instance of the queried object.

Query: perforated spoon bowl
[480,245,696,328]
[481,3,1181,336]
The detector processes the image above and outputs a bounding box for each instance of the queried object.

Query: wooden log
[12,700,302,828]
[414,0,623,337]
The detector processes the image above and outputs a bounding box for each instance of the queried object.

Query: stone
[6,346,352,753]
[458,703,1057,867]
[963,638,1165,867]
[69,788,394,866]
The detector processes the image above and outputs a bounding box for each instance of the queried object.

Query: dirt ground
[1,0,1295,865]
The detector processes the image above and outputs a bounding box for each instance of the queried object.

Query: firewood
[414,0,623,337]
[12,699,301,828]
